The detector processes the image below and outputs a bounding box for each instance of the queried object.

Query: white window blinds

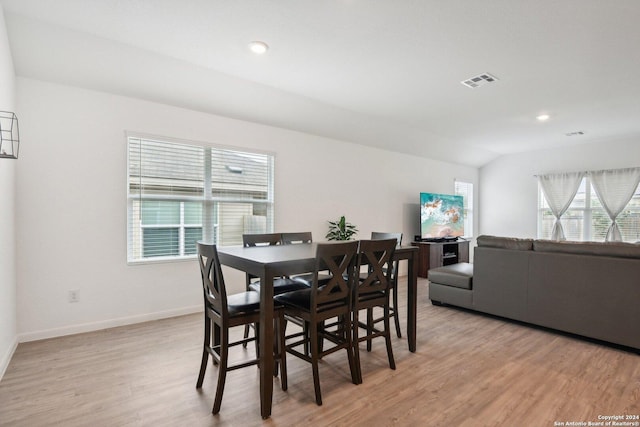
[127,135,274,263]
[454,180,474,237]
[537,168,640,243]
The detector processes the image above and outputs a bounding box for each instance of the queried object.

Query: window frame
[127,133,275,264]
[454,180,474,238]
[537,176,640,242]
[139,200,204,258]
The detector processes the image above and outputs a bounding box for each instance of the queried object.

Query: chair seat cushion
[227,290,261,314]
[249,277,309,295]
[427,262,474,290]
[291,273,333,287]
[274,288,344,312]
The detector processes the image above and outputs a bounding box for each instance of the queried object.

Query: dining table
[217,242,419,419]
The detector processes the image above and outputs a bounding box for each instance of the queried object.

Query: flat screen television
[420,192,464,240]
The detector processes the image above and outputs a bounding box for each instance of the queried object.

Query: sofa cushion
[533,239,640,259]
[476,235,533,251]
[428,262,474,290]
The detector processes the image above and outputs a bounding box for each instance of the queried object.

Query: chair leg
[350,309,363,385]
[276,314,288,391]
[253,323,260,358]
[273,324,279,378]
[272,318,283,379]
[384,305,396,370]
[212,323,229,414]
[213,322,221,366]
[242,280,252,349]
[317,321,325,353]
[392,285,402,338]
[310,324,322,406]
[366,308,373,352]
[196,315,210,388]
[303,321,310,356]
[242,324,250,348]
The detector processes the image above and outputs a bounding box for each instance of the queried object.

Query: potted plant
[326,216,358,241]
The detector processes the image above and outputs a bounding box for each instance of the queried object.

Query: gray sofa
[428,235,640,351]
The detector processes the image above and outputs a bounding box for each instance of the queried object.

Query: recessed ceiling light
[249,41,269,55]
[536,114,550,122]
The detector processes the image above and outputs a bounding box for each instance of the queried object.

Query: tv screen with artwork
[420,192,464,239]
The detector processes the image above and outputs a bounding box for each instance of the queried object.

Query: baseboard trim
[0,337,18,381]
[17,305,202,343]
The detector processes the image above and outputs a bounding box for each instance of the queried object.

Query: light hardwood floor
[1,278,639,427]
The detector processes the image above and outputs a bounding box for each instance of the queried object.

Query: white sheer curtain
[590,167,640,242]
[538,172,585,241]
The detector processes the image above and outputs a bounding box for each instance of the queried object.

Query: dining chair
[368,232,403,338]
[242,232,281,247]
[241,233,309,347]
[352,238,397,384]
[281,232,332,287]
[242,233,308,294]
[274,241,360,405]
[195,242,287,414]
[281,231,313,244]
[279,232,316,354]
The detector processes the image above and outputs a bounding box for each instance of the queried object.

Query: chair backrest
[243,233,282,247]
[371,232,402,246]
[242,233,283,285]
[371,232,402,279]
[357,239,397,298]
[311,241,359,309]
[197,242,228,316]
[281,232,313,245]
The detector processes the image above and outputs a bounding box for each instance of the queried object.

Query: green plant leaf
[326,215,358,240]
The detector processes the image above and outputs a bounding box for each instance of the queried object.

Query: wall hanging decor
[0,111,20,159]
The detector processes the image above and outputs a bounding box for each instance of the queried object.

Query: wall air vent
[461,73,499,88]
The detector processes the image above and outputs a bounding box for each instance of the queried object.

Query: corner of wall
[0,337,17,381]
[0,3,18,383]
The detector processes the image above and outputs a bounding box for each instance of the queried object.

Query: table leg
[259,268,274,419]
[407,253,417,352]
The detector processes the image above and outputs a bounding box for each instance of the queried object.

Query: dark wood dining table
[217,242,419,419]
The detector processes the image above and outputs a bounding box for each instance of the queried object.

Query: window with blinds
[454,180,474,237]
[127,135,274,263]
[538,177,640,242]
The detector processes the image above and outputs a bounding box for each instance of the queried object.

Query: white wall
[479,138,640,238]
[15,77,478,341]
[0,6,17,379]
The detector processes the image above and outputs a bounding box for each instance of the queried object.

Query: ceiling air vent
[461,73,499,88]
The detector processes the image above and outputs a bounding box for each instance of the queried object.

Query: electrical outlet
[68,289,80,303]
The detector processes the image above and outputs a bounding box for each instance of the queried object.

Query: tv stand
[411,239,469,278]
[418,236,460,243]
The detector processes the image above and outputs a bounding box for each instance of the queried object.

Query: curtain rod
[533,166,640,178]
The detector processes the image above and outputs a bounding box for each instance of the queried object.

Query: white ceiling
[2,0,640,167]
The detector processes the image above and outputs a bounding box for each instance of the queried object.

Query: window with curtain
[454,180,474,237]
[538,175,640,242]
[127,135,275,263]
